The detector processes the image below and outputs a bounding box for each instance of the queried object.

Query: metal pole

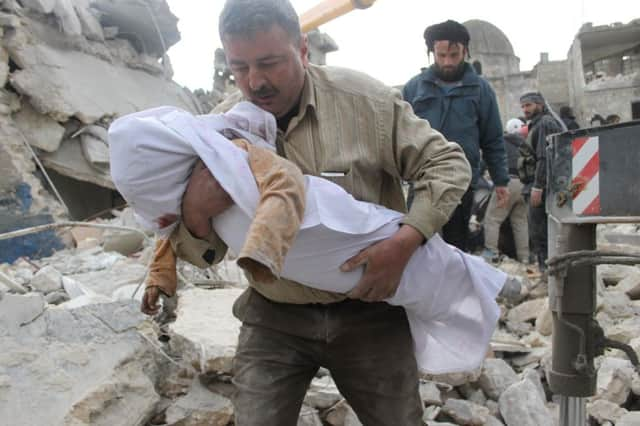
[559,396,587,426]
[299,0,376,33]
[548,215,595,426]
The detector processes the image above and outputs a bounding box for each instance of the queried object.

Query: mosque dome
[463,19,515,57]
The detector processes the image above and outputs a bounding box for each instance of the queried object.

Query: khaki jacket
[171,64,471,304]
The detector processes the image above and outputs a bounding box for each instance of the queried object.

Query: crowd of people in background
[401,19,627,276]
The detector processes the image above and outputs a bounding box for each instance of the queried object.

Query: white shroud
[109,103,506,374]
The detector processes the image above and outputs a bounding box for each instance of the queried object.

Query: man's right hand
[182,160,234,238]
[141,286,161,315]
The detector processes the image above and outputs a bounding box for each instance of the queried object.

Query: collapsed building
[463,18,640,126]
[0,0,202,262]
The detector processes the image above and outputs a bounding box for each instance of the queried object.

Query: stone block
[13,102,66,152]
[30,265,63,294]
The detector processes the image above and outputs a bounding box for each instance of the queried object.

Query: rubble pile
[1,220,639,425]
[0,0,203,263]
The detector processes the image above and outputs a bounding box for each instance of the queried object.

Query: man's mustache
[251,86,278,98]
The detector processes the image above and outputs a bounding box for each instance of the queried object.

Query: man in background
[483,118,529,263]
[519,92,563,273]
[403,19,509,251]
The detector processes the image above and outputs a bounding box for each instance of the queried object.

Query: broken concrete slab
[92,0,180,56]
[618,412,640,426]
[0,292,45,335]
[168,288,243,375]
[164,378,233,426]
[74,0,105,41]
[498,379,553,426]
[478,358,518,400]
[441,399,489,426]
[53,0,82,36]
[13,101,66,153]
[298,405,324,426]
[0,300,162,426]
[507,297,546,324]
[6,22,200,124]
[325,400,362,426]
[80,129,109,171]
[304,376,342,410]
[20,0,56,14]
[586,399,628,424]
[29,264,63,294]
[534,299,552,336]
[40,136,114,188]
[419,380,443,406]
[0,270,27,294]
[596,356,634,404]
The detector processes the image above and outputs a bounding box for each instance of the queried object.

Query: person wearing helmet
[403,20,510,252]
[483,118,530,263]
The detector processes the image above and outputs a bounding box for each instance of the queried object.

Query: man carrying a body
[144,1,471,424]
[403,20,509,251]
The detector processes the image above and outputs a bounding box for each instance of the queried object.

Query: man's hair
[219,0,301,43]
[423,20,471,57]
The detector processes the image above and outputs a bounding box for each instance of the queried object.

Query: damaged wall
[568,20,640,124]
[0,0,204,262]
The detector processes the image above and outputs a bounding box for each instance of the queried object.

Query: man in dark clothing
[559,106,580,130]
[403,20,510,251]
[519,92,563,271]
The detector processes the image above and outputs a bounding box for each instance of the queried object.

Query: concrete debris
[498,379,554,426]
[324,400,362,426]
[164,378,234,426]
[304,376,343,409]
[2,219,640,424]
[1,0,204,263]
[13,102,66,152]
[478,358,518,400]
[441,399,490,425]
[587,399,629,424]
[419,380,444,406]
[21,0,56,14]
[29,264,63,293]
[596,357,635,405]
[168,288,244,375]
[618,411,640,426]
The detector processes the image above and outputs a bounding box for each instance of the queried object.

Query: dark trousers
[441,188,474,252]
[528,201,548,270]
[231,289,424,426]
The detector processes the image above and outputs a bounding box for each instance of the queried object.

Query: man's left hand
[341,225,423,302]
[495,185,510,208]
[530,188,543,207]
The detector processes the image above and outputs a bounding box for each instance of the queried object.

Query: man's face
[433,40,466,81]
[223,24,308,118]
[521,101,542,120]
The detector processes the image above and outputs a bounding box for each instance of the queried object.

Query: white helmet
[506,118,524,135]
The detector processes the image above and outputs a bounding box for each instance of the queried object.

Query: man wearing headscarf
[519,91,563,272]
[403,20,509,252]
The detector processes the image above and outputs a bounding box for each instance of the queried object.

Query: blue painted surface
[0,183,65,264]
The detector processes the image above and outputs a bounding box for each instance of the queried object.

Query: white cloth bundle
[109,102,506,374]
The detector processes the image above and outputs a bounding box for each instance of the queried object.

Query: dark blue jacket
[403,63,509,187]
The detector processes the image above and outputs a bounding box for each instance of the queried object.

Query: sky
[165,0,640,91]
